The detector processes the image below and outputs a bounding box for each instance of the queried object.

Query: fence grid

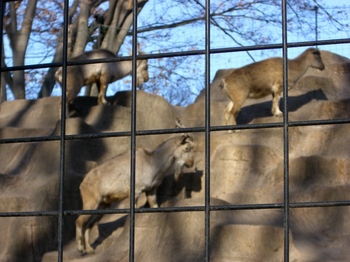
[0,0,350,261]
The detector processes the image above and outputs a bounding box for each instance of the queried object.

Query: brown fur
[75,134,194,254]
[221,48,325,128]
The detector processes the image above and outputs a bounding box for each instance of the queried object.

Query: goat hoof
[273,112,283,117]
[85,249,95,255]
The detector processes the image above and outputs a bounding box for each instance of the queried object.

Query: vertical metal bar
[0,0,4,109]
[129,0,138,261]
[314,6,319,45]
[204,0,211,261]
[281,0,290,261]
[57,0,70,260]
[0,1,4,72]
[0,1,6,104]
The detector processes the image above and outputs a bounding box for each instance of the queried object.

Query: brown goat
[75,134,194,254]
[221,48,325,128]
[55,49,149,107]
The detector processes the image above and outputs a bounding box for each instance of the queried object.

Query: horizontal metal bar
[211,38,350,55]
[0,56,144,73]
[0,211,59,217]
[0,128,194,144]
[2,38,350,72]
[2,199,349,218]
[289,118,350,127]
[290,200,350,208]
[0,117,349,145]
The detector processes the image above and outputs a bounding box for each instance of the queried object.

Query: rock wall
[0,51,349,261]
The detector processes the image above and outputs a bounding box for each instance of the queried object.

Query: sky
[120,0,350,104]
[3,0,350,105]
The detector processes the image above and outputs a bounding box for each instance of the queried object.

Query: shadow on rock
[237,88,328,124]
[155,169,203,207]
[91,215,128,250]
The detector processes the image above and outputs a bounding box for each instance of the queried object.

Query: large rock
[0,51,349,261]
[210,224,300,262]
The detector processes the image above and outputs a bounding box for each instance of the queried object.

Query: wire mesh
[0,1,350,262]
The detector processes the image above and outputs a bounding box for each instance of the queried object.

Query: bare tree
[1,0,349,105]
[3,0,38,99]
[39,0,148,98]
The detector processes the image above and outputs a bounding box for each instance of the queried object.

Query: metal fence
[1,0,350,261]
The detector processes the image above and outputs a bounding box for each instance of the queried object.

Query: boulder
[0,51,349,261]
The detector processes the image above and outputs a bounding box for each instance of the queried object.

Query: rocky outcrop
[0,51,349,261]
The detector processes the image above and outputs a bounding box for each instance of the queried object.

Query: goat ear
[129,43,141,56]
[180,133,193,144]
[137,42,141,52]
[143,148,153,154]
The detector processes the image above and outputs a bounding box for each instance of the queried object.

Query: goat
[220,48,325,128]
[75,134,194,254]
[55,49,149,107]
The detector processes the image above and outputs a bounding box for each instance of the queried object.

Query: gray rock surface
[0,51,349,261]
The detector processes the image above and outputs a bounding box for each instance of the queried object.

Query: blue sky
[119,0,350,104]
[3,0,350,104]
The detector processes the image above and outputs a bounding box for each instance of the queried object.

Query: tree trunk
[1,73,8,103]
[5,0,38,99]
[38,0,79,97]
[1,46,10,102]
[71,0,92,56]
[40,0,148,98]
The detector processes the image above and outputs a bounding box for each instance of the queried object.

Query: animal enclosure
[0,1,350,262]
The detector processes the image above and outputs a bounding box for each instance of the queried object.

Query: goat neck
[287,51,312,84]
[147,137,181,175]
[115,59,143,79]
[114,60,133,79]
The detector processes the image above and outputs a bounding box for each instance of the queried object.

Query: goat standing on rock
[55,49,149,107]
[76,134,195,254]
[220,48,325,128]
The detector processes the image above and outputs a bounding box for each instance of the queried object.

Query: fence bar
[1,117,349,145]
[57,0,70,260]
[2,198,350,218]
[281,0,290,261]
[3,38,350,73]
[204,0,211,261]
[0,0,4,106]
[0,1,3,70]
[129,0,139,261]
[0,2,349,262]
